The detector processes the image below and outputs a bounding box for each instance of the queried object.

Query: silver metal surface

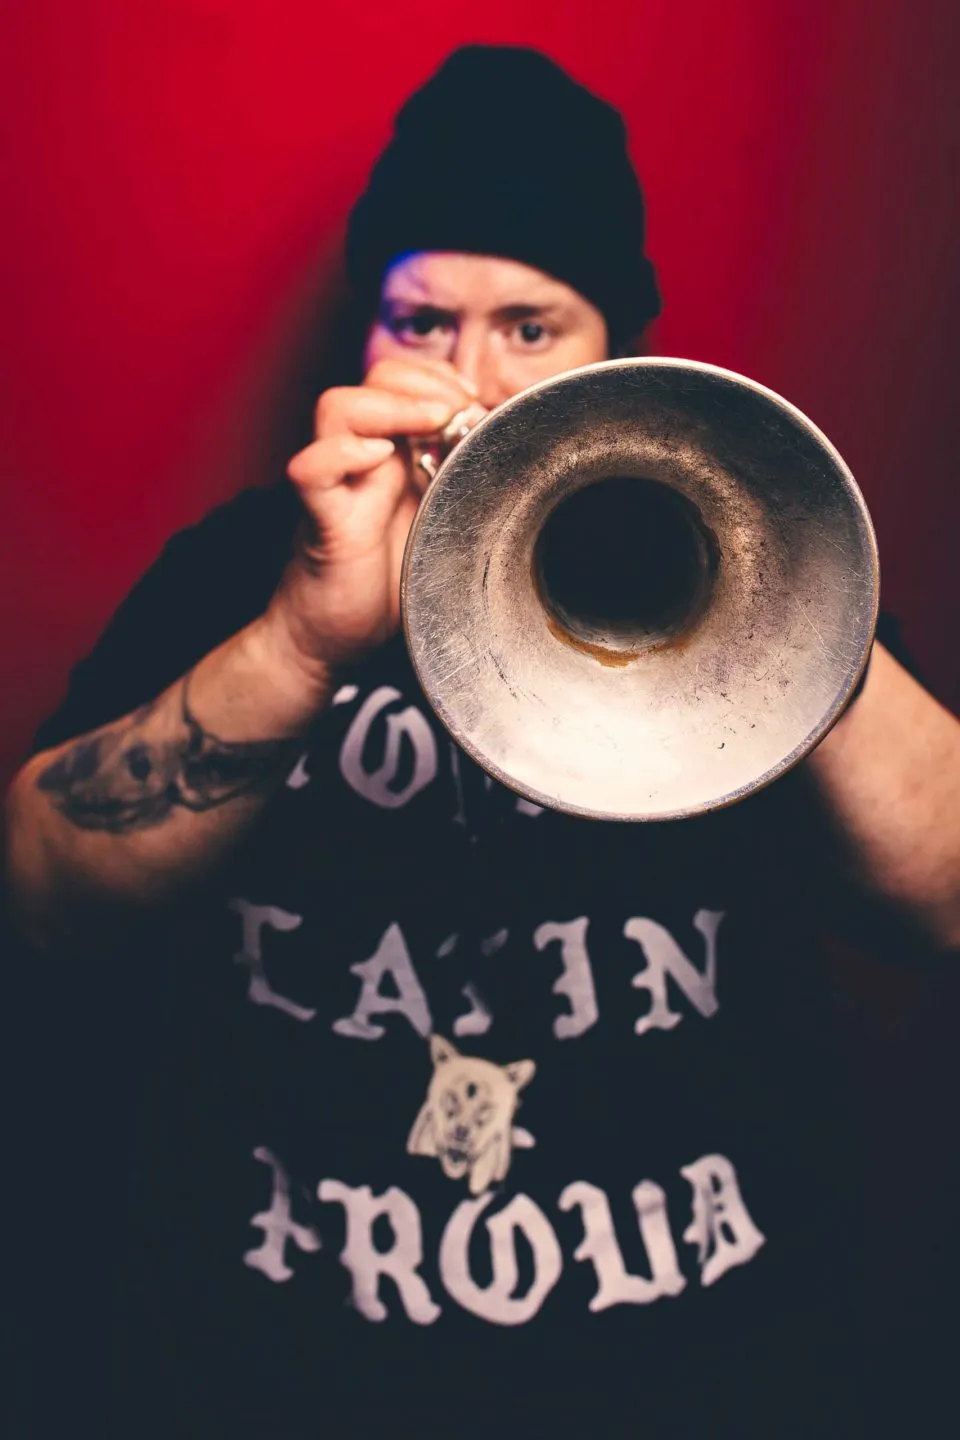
[401,357,879,822]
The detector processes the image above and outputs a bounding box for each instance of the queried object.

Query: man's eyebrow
[379,298,457,320]
[381,298,568,321]
[492,302,567,321]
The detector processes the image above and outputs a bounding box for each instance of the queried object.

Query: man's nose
[450,333,499,410]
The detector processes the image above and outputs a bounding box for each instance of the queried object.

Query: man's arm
[4,360,478,955]
[4,610,333,951]
[802,641,960,950]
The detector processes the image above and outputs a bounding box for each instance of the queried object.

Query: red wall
[3,0,958,784]
[3,0,959,1388]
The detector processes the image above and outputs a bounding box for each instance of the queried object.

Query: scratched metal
[401,357,879,822]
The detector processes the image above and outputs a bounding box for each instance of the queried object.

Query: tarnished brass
[401,358,879,822]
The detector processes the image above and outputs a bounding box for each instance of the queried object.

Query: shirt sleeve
[32,482,299,754]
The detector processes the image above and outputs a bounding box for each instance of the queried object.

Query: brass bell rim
[401,356,880,823]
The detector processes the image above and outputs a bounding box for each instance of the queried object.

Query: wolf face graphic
[407,1035,536,1195]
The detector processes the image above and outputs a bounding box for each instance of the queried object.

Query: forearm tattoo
[36,677,300,834]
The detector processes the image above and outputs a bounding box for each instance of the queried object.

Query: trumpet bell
[401,358,879,822]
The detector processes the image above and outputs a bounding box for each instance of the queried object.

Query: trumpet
[405,405,488,485]
[401,358,879,822]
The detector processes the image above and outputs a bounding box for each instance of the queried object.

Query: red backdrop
[2,0,959,1382]
[3,0,958,787]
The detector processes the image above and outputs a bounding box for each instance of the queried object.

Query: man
[6,44,960,1438]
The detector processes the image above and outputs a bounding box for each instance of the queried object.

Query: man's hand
[264,359,484,676]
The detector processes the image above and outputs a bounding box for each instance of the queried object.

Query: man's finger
[317,388,458,440]
[287,435,397,491]
[364,358,479,406]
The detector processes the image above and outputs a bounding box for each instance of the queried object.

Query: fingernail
[423,401,455,427]
[456,373,480,397]
[355,437,396,460]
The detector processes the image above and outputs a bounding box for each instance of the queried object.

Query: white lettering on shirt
[339,686,437,809]
[559,1180,685,1310]
[534,917,599,1040]
[244,1147,321,1282]
[453,982,493,1038]
[245,1152,766,1314]
[286,686,360,790]
[625,909,724,1035]
[318,1180,441,1324]
[438,1191,563,1326]
[681,1153,766,1286]
[228,899,315,1022]
[332,922,432,1040]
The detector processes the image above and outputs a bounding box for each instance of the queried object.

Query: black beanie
[345,46,661,350]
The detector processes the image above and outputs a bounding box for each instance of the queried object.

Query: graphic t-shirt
[32,482,915,1438]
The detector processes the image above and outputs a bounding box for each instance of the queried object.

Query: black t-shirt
[28,482,920,1438]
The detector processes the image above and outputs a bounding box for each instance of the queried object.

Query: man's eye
[514,321,551,346]
[393,314,449,341]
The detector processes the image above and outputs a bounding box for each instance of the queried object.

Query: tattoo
[36,677,301,834]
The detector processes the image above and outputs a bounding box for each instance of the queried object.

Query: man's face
[364,252,610,410]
